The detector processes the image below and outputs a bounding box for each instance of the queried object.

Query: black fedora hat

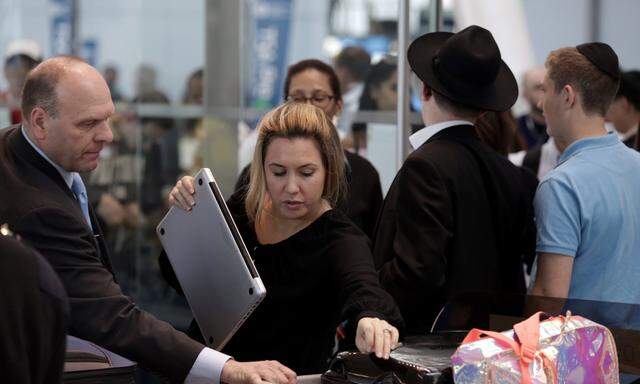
[408,25,518,112]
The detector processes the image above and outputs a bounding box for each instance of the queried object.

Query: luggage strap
[461,311,559,384]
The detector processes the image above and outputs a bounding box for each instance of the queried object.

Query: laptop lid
[157,168,266,350]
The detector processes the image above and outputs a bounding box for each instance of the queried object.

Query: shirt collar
[21,125,75,189]
[409,120,474,149]
[558,132,620,166]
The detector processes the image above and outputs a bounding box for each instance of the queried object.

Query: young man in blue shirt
[531,43,640,305]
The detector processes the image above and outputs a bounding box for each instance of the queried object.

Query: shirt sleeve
[534,177,582,257]
[184,347,231,384]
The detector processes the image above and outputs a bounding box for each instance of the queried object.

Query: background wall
[2,0,640,101]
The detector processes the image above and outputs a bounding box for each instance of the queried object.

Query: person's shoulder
[318,209,368,241]
[344,150,375,170]
[317,210,371,256]
[344,150,380,182]
[536,166,577,200]
[0,235,67,301]
[622,144,640,163]
[544,153,591,184]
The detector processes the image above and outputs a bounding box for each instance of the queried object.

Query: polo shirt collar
[558,131,620,166]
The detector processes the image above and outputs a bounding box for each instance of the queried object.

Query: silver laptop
[156,168,266,350]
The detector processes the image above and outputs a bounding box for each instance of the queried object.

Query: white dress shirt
[409,120,474,150]
[21,126,230,384]
[337,82,365,135]
[537,137,561,180]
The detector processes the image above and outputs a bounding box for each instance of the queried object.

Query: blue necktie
[71,173,93,231]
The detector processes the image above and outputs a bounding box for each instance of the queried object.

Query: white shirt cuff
[184,347,231,384]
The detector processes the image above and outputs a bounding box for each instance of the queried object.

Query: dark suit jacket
[0,235,68,384]
[372,125,536,334]
[0,125,203,383]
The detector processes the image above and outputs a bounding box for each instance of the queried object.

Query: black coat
[0,235,68,384]
[372,125,536,334]
[0,125,204,383]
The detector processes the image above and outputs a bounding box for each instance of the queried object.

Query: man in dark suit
[372,26,536,334]
[0,56,295,384]
[0,224,68,383]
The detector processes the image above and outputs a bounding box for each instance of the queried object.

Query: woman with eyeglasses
[237,59,383,240]
[351,59,398,152]
[163,102,403,374]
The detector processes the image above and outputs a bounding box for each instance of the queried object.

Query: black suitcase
[64,335,136,383]
[322,333,464,384]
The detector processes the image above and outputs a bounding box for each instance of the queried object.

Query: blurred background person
[136,91,179,217]
[103,65,125,102]
[520,137,566,181]
[237,59,383,239]
[516,67,548,150]
[87,110,145,293]
[132,64,169,103]
[351,58,397,154]
[178,68,206,175]
[475,110,521,156]
[606,70,640,149]
[1,39,42,124]
[333,46,371,137]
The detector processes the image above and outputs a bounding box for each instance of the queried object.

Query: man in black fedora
[372,25,536,334]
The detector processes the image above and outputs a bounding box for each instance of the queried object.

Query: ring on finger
[383,328,392,335]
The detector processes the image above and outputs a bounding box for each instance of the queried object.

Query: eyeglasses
[286,92,336,108]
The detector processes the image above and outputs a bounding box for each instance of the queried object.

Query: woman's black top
[159,190,402,374]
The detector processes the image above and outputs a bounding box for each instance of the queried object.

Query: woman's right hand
[168,176,197,211]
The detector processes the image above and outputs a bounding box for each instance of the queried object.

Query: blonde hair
[545,47,620,116]
[245,102,346,222]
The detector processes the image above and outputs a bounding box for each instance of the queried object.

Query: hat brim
[408,32,518,112]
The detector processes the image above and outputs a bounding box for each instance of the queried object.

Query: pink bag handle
[461,312,558,384]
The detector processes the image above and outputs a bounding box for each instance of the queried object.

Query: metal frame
[396,0,442,167]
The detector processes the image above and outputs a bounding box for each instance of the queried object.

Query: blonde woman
[166,102,402,374]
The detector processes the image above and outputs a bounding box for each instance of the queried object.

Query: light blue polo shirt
[534,132,640,304]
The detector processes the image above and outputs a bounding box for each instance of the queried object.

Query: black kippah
[576,42,621,81]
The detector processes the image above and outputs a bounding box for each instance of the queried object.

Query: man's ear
[421,83,432,101]
[29,107,49,141]
[621,96,632,112]
[561,84,577,110]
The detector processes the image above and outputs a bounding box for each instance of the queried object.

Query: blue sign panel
[50,0,73,56]
[247,0,292,110]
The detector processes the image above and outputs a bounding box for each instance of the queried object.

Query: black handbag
[322,333,464,384]
[64,335,136,383]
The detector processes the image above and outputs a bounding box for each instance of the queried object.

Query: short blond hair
[545,47,619,116]
[244,102,347,222]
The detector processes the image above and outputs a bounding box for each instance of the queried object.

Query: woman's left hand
[355,317,399,359]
